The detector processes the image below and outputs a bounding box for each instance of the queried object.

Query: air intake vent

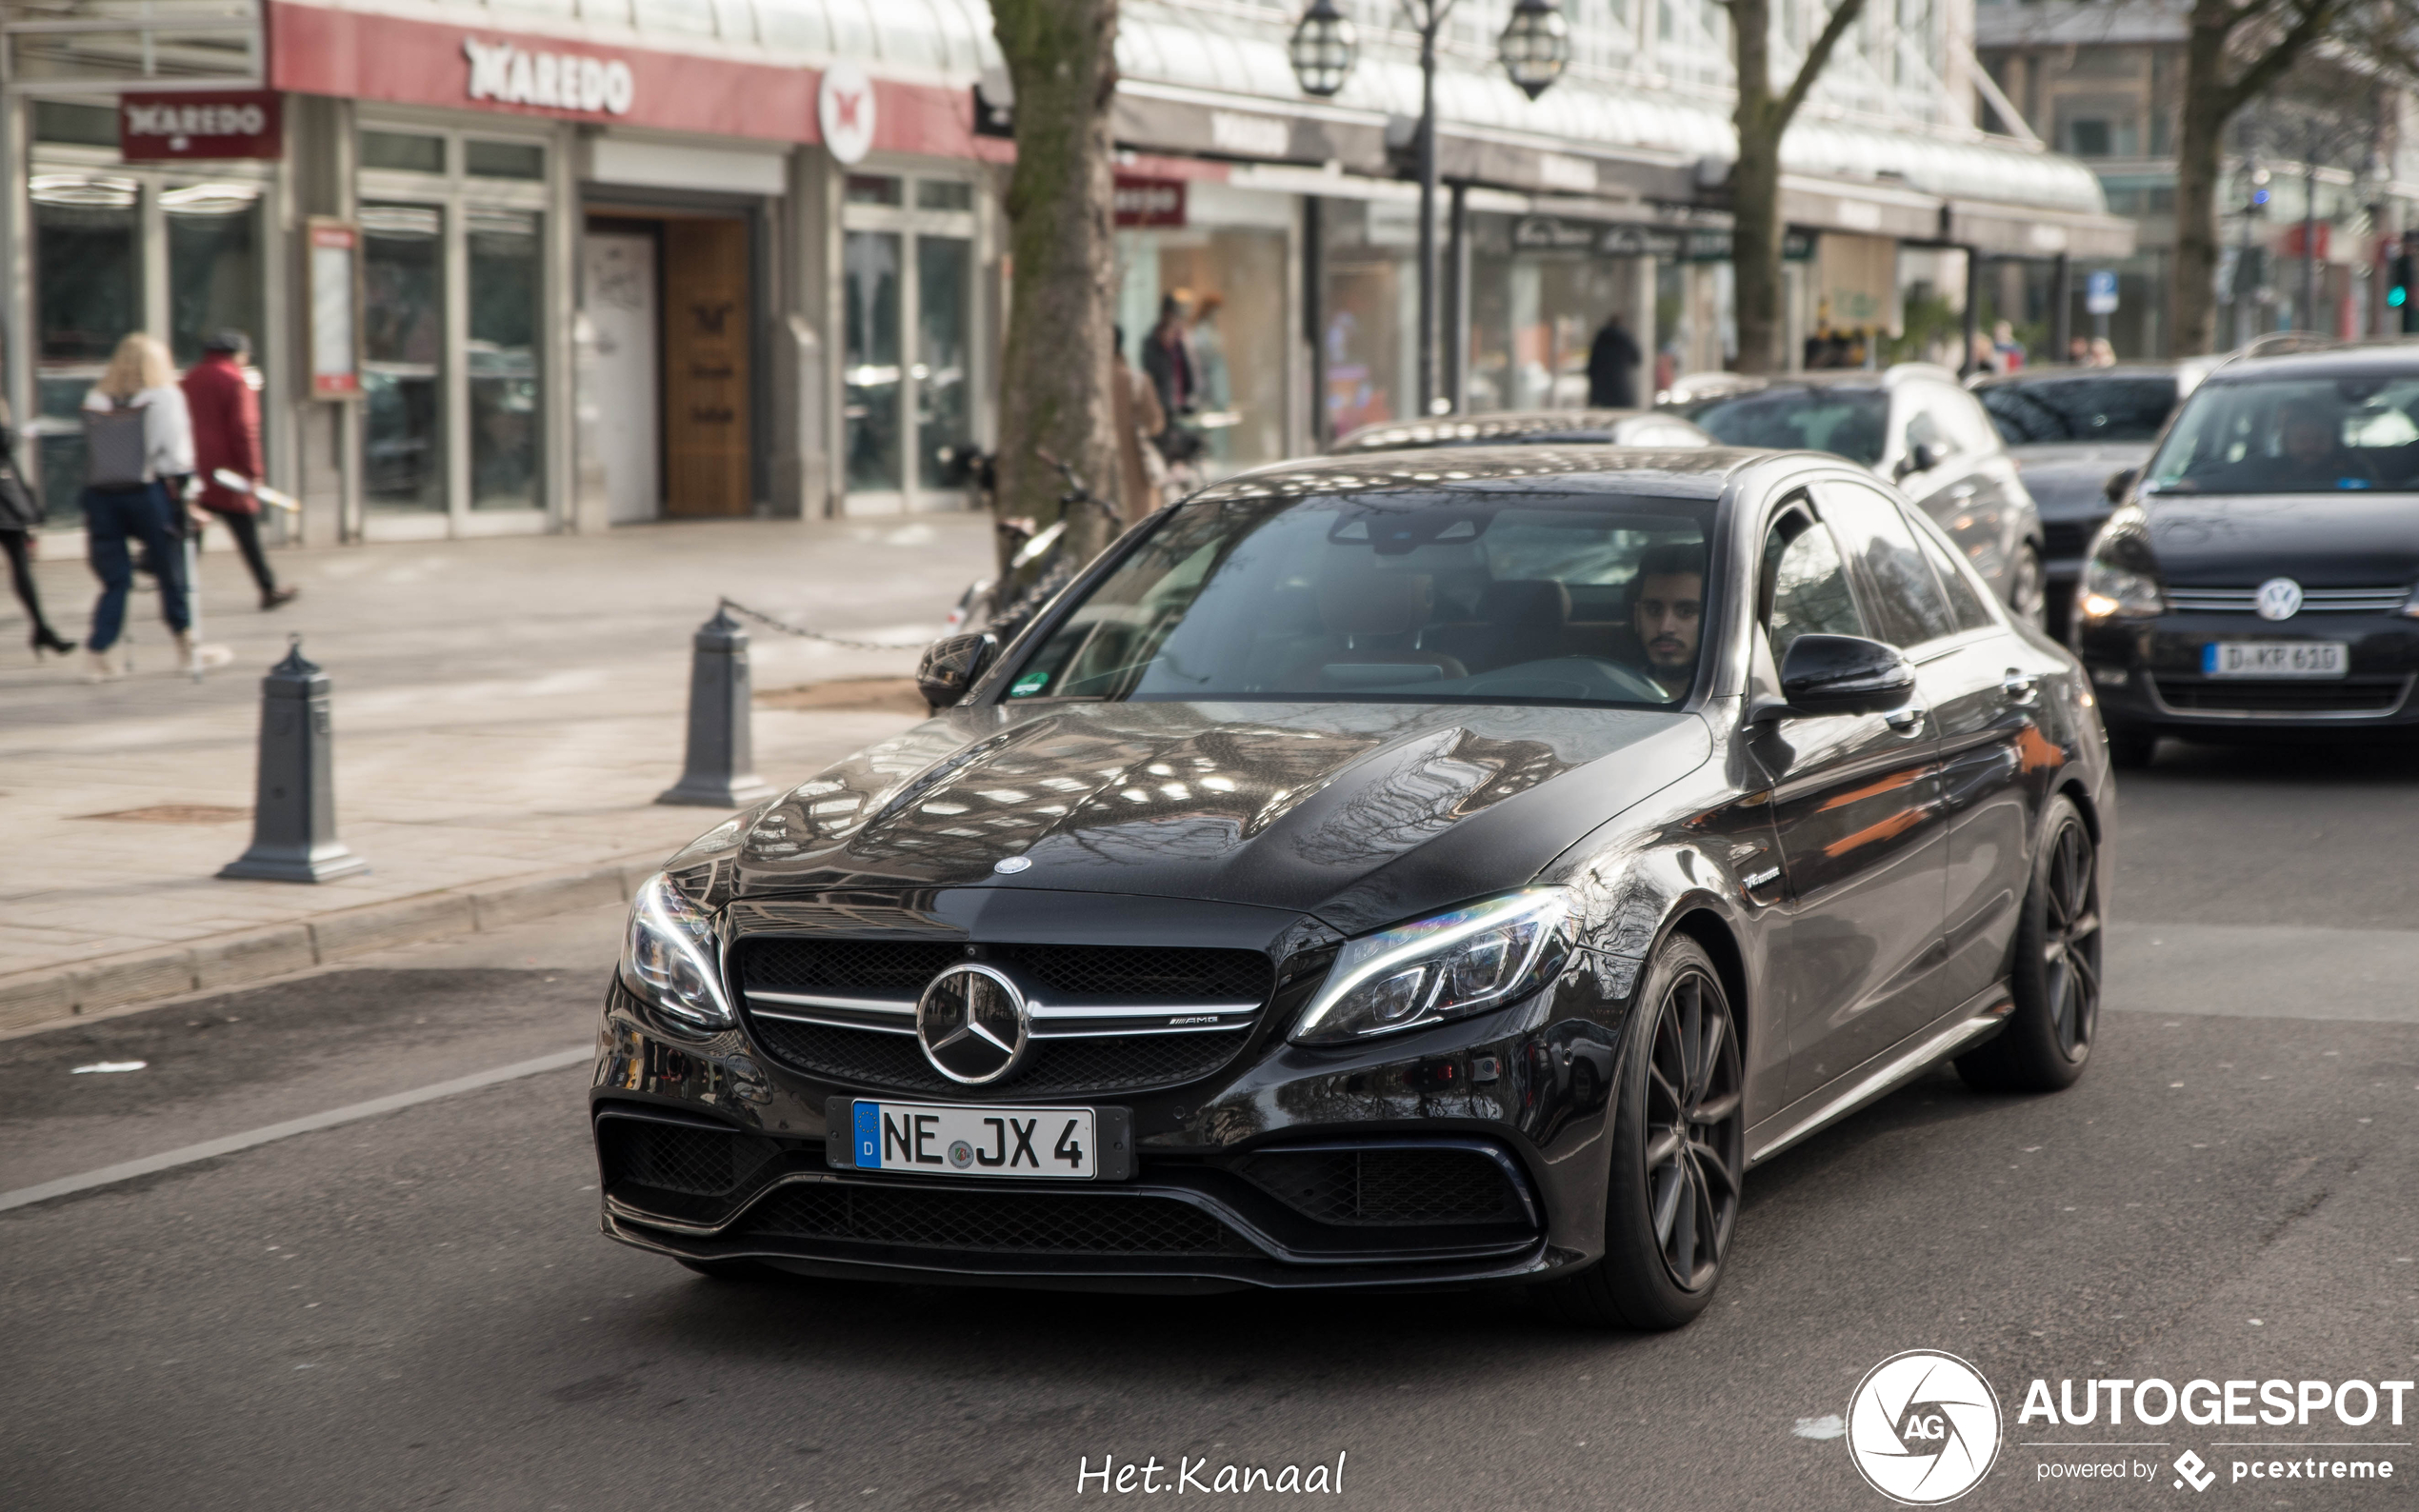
[1233,1145,1530,1227]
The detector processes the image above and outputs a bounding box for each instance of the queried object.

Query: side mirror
[2102,466,2139,505]
[916,632,997,710]
[1753,634,1917,724]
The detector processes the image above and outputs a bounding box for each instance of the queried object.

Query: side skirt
[1743,983,2012,1168]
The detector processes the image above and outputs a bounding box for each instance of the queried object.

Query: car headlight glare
[1291,889,1570,1045]
[2078,506,2165,622]
[619,871,733,1031]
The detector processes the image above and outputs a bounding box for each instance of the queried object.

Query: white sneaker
[85,647,123,683]
[174,629,197,673]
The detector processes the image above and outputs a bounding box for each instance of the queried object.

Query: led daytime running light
[1293,889,1569,1044]
[620,871,734,1031]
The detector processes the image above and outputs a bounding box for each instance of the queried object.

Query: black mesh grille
[742,1184,1253,1255]
[748,1017,1248,1096]
[597,1118,782,1198]
[1233,1146,1528,1227]
[2041,521,2094,561]
[737,939,1272,1005]
[2154,676,2409,714]
[739,939,966,996]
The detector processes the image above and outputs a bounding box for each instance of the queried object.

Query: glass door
[842,228,902,494]
[360,205,446,512]
[467,209,543,510]
[30,173,140,529]
[840,173,979,512]
[916,235,973,489]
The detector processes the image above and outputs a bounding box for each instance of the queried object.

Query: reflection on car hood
[2013,443,2155,521]
[2141,491,2419,585]
[716,701,1711,935]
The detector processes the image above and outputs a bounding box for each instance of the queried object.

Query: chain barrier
[715,596,935,652]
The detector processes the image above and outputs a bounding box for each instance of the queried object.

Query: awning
[1944,199,2137,260]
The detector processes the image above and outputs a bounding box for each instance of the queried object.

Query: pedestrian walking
[181,329,296,610]
[0,396,75,660]
[1110,326,1170,522]
[1586,312,1641,408]
[81,332,194,681]
[2088,336,2118,368]
[1142,292,1198,422]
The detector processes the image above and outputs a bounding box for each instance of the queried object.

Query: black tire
[675,1257,767,1282]
[1956,797,2102,1094]
[2104,721,2157,769]
[2008,543,2048,631]
[1538,936,1745,1330]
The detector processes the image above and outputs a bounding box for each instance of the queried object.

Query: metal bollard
[657,605,775,808]
[219,637,369,883]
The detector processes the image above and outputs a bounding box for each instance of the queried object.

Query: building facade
[3,0,2127,547]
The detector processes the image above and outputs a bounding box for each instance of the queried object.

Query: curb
[0,857,654,1036]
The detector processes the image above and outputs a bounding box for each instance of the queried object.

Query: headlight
[2076,506,2165,622]
[1290,889,1570,1046]
[619,871,733,1031]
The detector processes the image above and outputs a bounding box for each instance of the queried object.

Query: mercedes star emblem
[2254,577,2304,622]
[915,964,1030,1084]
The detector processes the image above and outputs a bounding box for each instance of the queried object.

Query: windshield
[1005,489,1717,707]
[2144,375,2419,494]
[1980,376,2176,445]
[1678,388,1888,465]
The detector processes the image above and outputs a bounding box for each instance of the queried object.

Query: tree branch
[2217,0,2345,117]
[1773,0,1871,132]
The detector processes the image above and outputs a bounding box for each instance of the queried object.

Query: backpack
[83,396,150,490]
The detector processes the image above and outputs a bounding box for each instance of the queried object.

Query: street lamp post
[1292,0,1567,417]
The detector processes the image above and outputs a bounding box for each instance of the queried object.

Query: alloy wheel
[2041,818,2102,1061]
[1640,965,1744,1291]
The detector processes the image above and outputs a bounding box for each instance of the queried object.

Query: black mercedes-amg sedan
[1331,409,1713,454]
[2075,343,2419,766]
[594,445,2112,1329]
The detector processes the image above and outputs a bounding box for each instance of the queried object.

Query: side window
[1761,507,1866,665]
[1942,388,2001,456]
[1905,505,1997,632]
[1904,405,1947,465]
[1819,483,1960,648]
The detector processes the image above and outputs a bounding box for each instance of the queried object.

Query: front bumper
[590,937,1627,1292]
[2075,611,2419,731]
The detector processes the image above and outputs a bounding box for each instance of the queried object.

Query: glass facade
[840,176,980,509]
[468,209,543,509]
[166,185,264,367]
[1118,226,1289,471]
[361,204,447,512]
[843,229,903,493]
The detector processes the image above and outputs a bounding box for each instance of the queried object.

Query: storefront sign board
[819,62,876,166]
[307,219,361,400]
[120,90,282,160]
[1114,176,1187,228]
[1512,216,1812,263]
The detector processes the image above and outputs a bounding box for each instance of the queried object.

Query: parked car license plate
[2204,641,2346,678]
[850,1100,1096,1179]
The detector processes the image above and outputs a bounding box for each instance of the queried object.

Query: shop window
[843,229,903,491]
[361,130,446,175]
[2067,119,2111,157]
[1122,228,1289,469]
[32,100,117,147]
[469,210,545,510]
[915,179,973,212]
[846,174,903,207]
[164,183,264,367]
[30,174,139,527]
[361,204,447,512]
[465,139,545,180]
[916,235,973,488]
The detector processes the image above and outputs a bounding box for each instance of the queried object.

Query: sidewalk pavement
[0,515,993,1032]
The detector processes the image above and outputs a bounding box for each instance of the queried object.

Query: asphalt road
[4,740,2416,1512]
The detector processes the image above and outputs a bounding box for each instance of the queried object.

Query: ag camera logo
[1847,1350,2003,1504]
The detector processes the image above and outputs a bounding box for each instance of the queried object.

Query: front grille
[2153,675,2411,715]
[2041,521,2095,561]
[597,1117,781,1198]
[2166,585,2411,614]
[740,939,965,996]
[1234,1146,1529,1227]
[740,1183,1254,1256]
[749,1016,1249,1095]
[738,939,1272,1005]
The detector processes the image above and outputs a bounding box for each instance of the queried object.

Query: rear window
[1680,388,1889,466]
[2144,375,2419,493]
[1980,376,2177,445]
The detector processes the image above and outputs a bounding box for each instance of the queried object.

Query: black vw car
[2076,343,2419,764]
[595,446,2111,1328]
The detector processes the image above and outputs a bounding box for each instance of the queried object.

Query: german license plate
[850,1100,1096,1180]
[2204,641,2346,678]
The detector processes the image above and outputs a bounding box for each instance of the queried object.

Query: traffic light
[2395,253,2418,332]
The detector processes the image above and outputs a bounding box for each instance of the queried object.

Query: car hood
[2140,490,2419,586]
[709,701,1711,936]
[2012,443,2154,522]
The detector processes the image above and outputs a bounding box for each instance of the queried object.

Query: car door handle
[2002,668,2039,704]
[1884,706,1928,733]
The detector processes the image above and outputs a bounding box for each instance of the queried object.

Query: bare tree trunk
[2171,0,2244,355]
[1727,0,1867,374]
[991,0,1123,563]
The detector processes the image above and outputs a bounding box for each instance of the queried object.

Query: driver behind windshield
[1630,544,1706,699]
[2213,397,2368,491]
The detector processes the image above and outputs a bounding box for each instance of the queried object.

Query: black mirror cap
[2103,466,2140,505]
[916,632,998,709]
[1775,633,1917,717]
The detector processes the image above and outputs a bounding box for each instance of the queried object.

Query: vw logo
[1845,1350,2002,1505]
[2255,577,2304,621]
[915,964,1030,1085]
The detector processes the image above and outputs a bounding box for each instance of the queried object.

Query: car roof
[1974,364,2178,387]
[1331,409,1673,452]
[2202,340,2419,384]
[1196,444,1787,505]
[1670,364,1958,398]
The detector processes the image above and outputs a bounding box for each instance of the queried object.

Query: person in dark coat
[1587,313,1641,408]
[182,329,295,609]
[0,396,73,658]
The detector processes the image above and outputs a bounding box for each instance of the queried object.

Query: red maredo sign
[121,90,282,161]
[1114,176,1187,229]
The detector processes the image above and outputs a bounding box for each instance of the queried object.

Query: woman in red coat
[181,329,296,609]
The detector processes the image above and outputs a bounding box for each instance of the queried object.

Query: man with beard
[1629,543,1706,700]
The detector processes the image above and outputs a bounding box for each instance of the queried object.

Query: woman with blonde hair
[81,330,194,679]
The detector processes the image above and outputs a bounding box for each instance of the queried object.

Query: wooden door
[662,218,750,516]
